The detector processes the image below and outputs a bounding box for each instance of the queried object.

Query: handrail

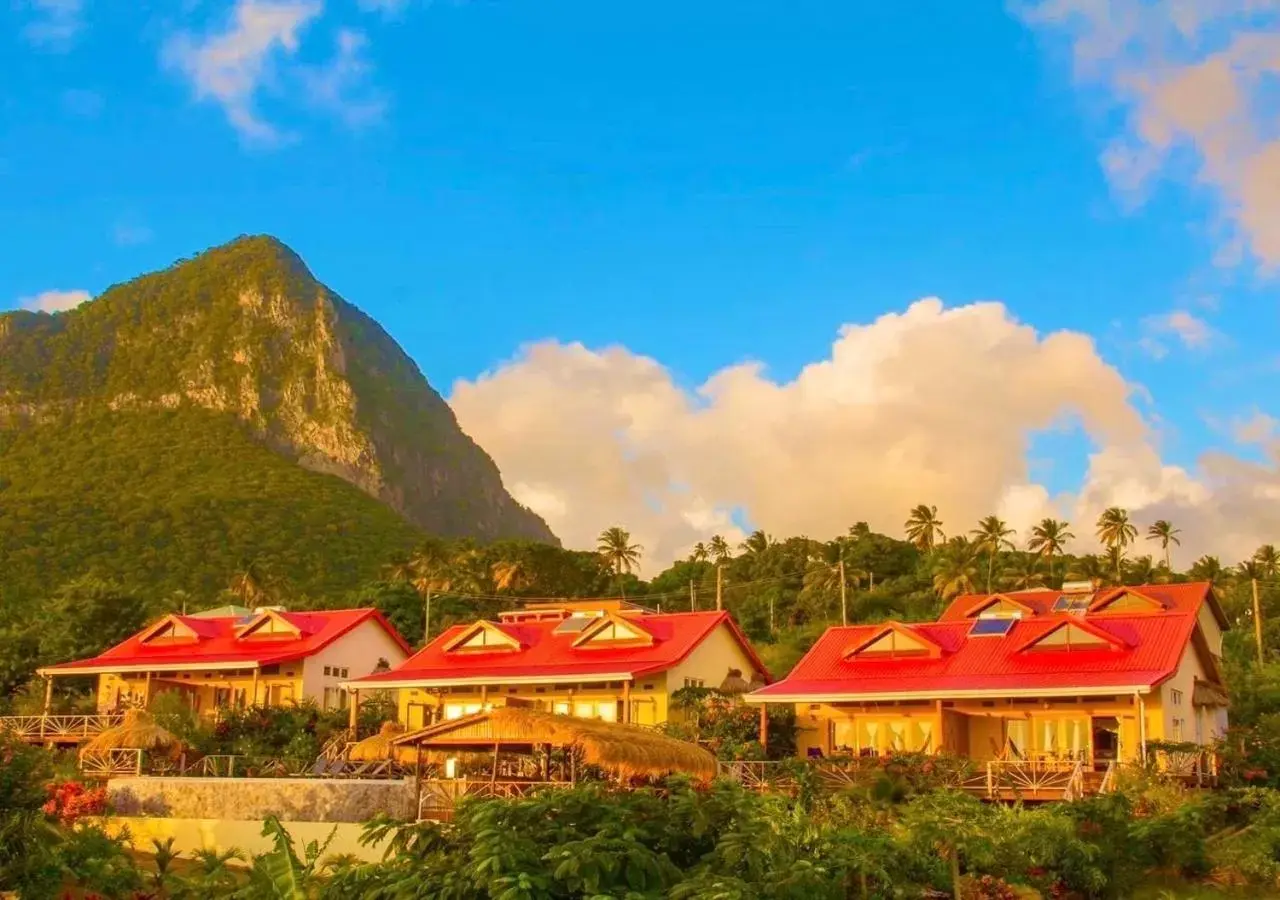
[0,714,124,742]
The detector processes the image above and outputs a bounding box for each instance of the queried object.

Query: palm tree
[932,538,980,601]
[1000,555,1046,592]
[1255,544,1280,579]
[491,558,527,593]
[1066,554,1110,589]
[690,542,710,564]
[1096,508,1138,582]
[739,530,773,556]
[905,504,945,552]
[1146,520,1181,570]
[229,559,273,607]
[400,541,455,643]
[597,527,643,584]
[1189,555,1229,589]
[971,515,1016,593]
[1124,554,1159,586]
[708,535,731,563]
[1027,519,1074,580]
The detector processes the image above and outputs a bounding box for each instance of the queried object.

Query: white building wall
[665,622,764,696]
[301,619,409,710]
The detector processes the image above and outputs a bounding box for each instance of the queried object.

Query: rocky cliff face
[0,236,557,544]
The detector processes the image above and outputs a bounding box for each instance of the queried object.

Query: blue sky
[4,0,1280,562]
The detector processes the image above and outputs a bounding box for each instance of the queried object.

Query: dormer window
[1021,620,1124,652]
[964,594,1034,619]
[443,621,522,654]
[572,614,655,649]
[1089,588,1164,615]
[845,624,941,659]
[236,611,302,641]
[138,616,201,645]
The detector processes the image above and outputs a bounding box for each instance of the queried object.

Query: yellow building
[747,582,1229,766]
[38,606,412,716]
[347,600,769,729]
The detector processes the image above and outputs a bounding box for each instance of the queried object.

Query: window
[339,668,348,678]
[323,687,349,711]
[323,666,332,676]
[1171,718,1184,741]
[553,701,571,715]
[1170,689,1184,706]
[683,678,705,689]
[444,702,482,720]
[847,626,938,659]
[1024,623,1114,652]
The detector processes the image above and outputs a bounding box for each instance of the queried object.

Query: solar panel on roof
[1052,596,1071,612]
[970,617,1016,637]
[553,615,595,635]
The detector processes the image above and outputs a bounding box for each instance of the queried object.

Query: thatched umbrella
[718,668,751,695]
[347,721,417,763]
[399,706,719,782]
[83,709,182,754]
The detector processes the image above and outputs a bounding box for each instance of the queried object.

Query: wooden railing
[79,748,143,779]
[0,714,123,743]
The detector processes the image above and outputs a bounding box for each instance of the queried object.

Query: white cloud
[450,298,1280,570]
[299,29,385,128]
[163,0,325,143]
[1140,309,1219,355]
[14,290,92,313]
[1021,1,1280,268]
[23,0,84,49]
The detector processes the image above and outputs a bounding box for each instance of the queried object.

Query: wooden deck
[0,714,123,745]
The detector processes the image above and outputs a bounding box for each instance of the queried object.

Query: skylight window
[1051,595,1092,615]
[969,618,1016,637]
[553,615,596,635]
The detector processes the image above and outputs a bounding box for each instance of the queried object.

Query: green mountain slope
[0,234,555,545]
[0,409,425,602]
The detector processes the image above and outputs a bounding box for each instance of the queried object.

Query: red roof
[354,610,769,687]
[752,582,1221,702]
[940,582,1223,625]
[40,609,411,674]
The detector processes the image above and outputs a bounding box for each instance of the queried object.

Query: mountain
[0,235,557,600]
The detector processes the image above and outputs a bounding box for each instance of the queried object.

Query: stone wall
[107,777,415,822]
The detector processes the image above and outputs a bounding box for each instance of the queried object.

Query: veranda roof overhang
[37,660,269,677]
[745,684,1154,704]
[341,671,636,691]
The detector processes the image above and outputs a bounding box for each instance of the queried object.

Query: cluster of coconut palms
[904,503,1279,601]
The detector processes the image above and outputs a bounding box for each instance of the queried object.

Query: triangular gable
[963,593,1036,618]
[1020,618,1126,652]
[1089,588,1165,615]
[236,610,303,640]
[845,623,942,659]
[138,615,202,645]
[572,613,655,649]
[443,621,522,653]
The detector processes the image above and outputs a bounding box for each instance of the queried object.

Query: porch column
[622,680,632,724]
[143,671,152,708]
[1137,693,1148,762]
[349,689,361,734]
[42,676,53,714]
[758,704,769,754]
[250,667,259,707]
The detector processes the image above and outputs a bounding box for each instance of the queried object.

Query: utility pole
[769,596,775,634]
[1253,577,1265,663]
[423,588,432,645]
[715,565,724,611]
[869,570,874,591]
[839,559,848,627]
[689,579,696,611]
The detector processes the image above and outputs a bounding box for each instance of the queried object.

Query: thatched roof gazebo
[393,706,719,782]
